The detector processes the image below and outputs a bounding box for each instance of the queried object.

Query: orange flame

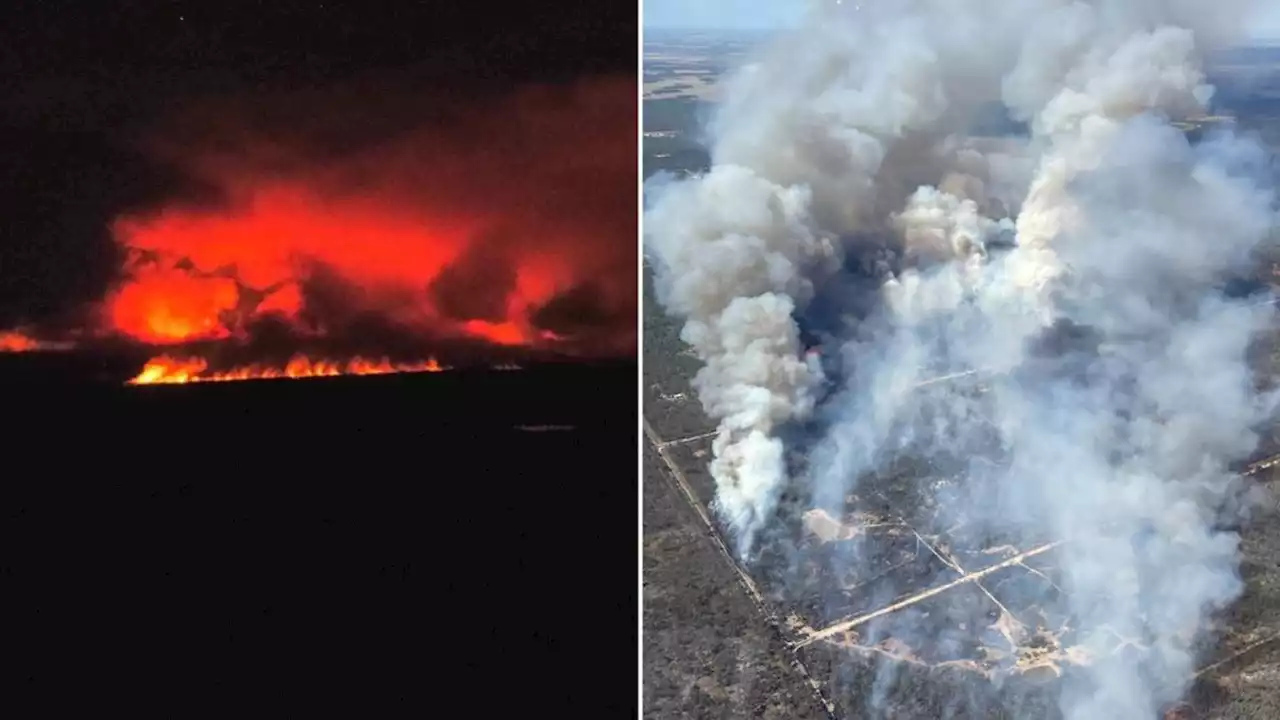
[0,78,635,363]
[129,353,444,385]
[96,80,638,352]
[0,331,40,352]
[0,330,74,352]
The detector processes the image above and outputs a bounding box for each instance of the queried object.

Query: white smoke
[645,0,1278,717]
[647,0,1037,558]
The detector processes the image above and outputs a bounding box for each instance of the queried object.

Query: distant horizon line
[643,25,784,33]
[644,25,1280,46]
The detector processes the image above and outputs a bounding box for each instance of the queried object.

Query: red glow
[102,185,500,344]
[128,353,444,385]
[1,76,637,375]
[0,331,39,352]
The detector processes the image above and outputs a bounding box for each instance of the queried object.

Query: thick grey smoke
[645,0,1277,717]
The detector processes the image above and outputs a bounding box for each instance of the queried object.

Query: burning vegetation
[1,77,636,384]
[0,331,41,352]
[128,354,445,385]
[0,330,74,353]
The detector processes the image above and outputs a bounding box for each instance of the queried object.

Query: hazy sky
[643,0,805,31]
[1256,4,1280,39]
[644,0,1280,39]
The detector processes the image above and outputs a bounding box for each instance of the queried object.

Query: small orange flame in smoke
[0,330,74,352]
[129,353,444,385]
[0,331,40,352]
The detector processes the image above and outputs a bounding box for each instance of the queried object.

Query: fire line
[128,353,445,385]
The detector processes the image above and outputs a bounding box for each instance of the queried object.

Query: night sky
[0,0,636,331]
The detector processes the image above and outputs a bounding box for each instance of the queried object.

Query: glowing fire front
[0,331,75,352]
[0,78,634,383]
[0,331,39,352]
[129,354,444,385]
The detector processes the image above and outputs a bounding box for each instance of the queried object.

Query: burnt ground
[642,264,1280,719]
[645,441,831,719]
[5,358,637,714]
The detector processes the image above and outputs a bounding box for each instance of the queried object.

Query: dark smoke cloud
[429,228,521,324]
[531,283,625,335]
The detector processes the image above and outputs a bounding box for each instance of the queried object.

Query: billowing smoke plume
[4,76,636,365]
[645,0,1278,717]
